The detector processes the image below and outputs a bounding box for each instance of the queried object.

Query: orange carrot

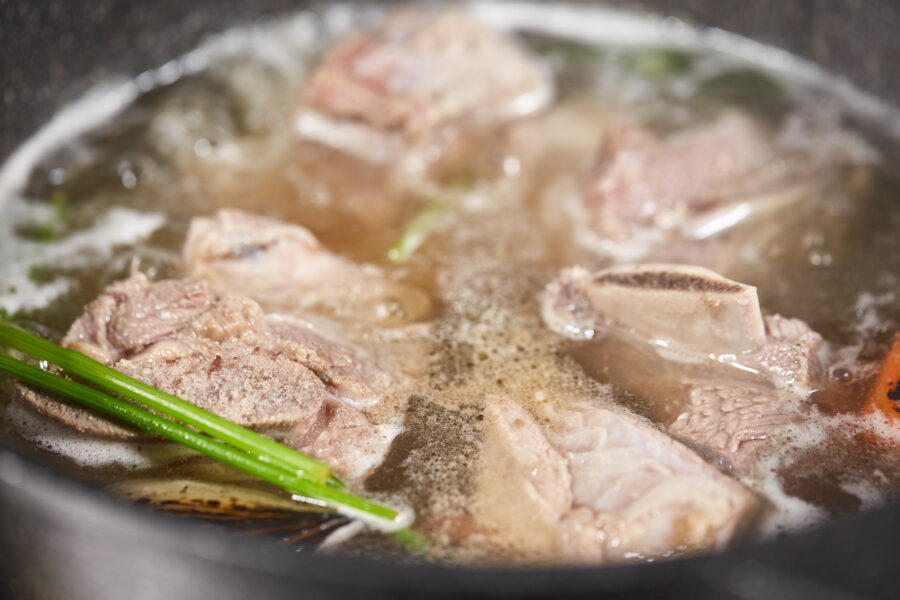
[865,337,900,422]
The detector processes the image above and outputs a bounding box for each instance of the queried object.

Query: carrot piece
[865,337,900,422]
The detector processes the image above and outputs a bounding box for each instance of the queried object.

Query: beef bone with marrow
[542,263,826,473]
[542,263,824,393]
[20,274,399,483]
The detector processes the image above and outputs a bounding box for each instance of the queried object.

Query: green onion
[0,354,403,529]
[0,323,335,485]
[695,69,784,106]
[0,323,426,545]
[621,49,693,80]
[388,201,452,262]
[16,188,69,242]
[388,171,484,263]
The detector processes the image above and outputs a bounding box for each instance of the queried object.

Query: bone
[542,263,767,356]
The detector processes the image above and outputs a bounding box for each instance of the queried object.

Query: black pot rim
[1,439,889,597]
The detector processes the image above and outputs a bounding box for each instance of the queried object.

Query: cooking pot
[2,2,899,598]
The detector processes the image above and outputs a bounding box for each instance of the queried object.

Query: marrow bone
[542,263,767,357]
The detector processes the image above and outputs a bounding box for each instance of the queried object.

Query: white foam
[2,401,188,469]
[840,479,883,511]
[746,419,829,537]
[0,206,164,315]
[747,409,900,537]
[854,290,897,339]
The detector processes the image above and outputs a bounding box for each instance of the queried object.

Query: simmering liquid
[1,2,899,562]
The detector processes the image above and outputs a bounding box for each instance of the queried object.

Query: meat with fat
[542,263,825,473]
[184,209,432,327]
[23,273,398,482]
[669,384,803,473]
[565,112,816,260]
[463,397,757,562]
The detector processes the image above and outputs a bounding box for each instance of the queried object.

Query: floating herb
[388,201,453,263]
[16,188,70,242]
[621,48,693,79]
[696,69,784,105]
[525,34,605,67]
[27,265,56,285]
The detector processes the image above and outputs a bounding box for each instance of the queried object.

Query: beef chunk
[64,276,216,364]
[567,112,815,260]
[759,314,825,394]
[461,398,756,562]
[184,209,432,327]
[666,316,825,473]
[670,384,802,472]
[298,8,552,171]
[542,263,827,473]
[466,398,574,557]
[24,274,397,481]
[552,399,756,562]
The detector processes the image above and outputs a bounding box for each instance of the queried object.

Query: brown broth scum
[1,2,900,562]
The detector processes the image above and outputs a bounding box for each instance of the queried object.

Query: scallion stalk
[0,323,334,485]
[388,201,452,263]
[0,354,404,529]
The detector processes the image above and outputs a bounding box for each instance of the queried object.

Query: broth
[1,2,899,564]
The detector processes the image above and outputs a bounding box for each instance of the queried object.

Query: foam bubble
[2,401,188,469]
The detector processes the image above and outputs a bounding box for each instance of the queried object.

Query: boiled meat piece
[465,397,756,562]
[757,314,825,393]
[184,209,431,327]
[466,398,574,558]
[567,112,814,260]
[542,263,826,473]
[669,384,804,473]
[298,8,552,173]
[24,274,398,482]
[667,316,824,472]
[551,399,756,562]
[542,263,824,392]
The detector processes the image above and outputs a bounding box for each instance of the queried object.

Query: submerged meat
[667,316,824,472]
[184,209,432,327]
[670,384,803,473]
[542,263,825,472]
[566,112,814,260]
[27,273,397,481]
[465,398,756,562]
[298,8,552,171]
